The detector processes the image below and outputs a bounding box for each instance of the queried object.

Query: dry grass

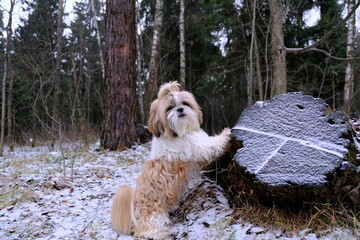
[230,191,360,235]
[171,180,213,223]
[0,187,38,209]
[172,175,359,238]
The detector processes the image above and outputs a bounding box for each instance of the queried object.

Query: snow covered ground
[0,141,358,240]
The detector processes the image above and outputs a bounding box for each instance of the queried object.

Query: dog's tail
[111,185,134,234]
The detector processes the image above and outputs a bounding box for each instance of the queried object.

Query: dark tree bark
[103,0,137,151]
[6,2,15,146]
[269,0,287,97]
[51,0,64,149]
[0,0,15,156]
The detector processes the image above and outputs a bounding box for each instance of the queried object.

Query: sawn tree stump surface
[230,92,359,206]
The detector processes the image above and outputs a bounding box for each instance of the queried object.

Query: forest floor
[0,125,359,239]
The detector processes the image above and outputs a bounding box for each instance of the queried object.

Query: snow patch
[0,143,358,239]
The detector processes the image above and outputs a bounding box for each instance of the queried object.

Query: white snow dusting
[232,126,347,158]
[0,142,358,240]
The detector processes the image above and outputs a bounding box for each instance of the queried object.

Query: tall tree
[285,0,360,110]
[179,0,186,89]
[67,0,104,130]
[52,0,65,147]
[248,0,257,106]
[343,0,356,114]
[144,0,164,118]
[0,0,15,155]
[136,0,145,123]
[13,0,58,137]
[103,0,137,150]
[254,37,264,101]
[90,0,105,80]
[269,0,287,97]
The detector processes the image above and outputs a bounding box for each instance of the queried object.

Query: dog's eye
[182,102,191,108]
[166,106,174,112]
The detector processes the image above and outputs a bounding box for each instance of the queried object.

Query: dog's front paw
[220,128,231,138]
[219,128,232,148]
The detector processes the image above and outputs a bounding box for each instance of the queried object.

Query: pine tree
[67,0,104,131]
[0,0,15,155]
[103,0,137,150]
[12,0,59,136]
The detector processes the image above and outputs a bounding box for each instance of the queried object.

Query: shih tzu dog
[111,82,231,239]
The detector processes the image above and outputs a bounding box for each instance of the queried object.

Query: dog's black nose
[177,107,184,113]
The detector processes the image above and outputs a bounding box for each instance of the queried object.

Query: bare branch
[287,0,360,53]
[286,47,360,61]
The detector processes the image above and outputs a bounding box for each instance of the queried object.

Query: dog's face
[148,82,203,138]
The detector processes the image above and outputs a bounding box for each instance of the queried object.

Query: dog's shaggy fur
[111,82,231,239]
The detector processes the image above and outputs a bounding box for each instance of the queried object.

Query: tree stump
[229,92,360,206]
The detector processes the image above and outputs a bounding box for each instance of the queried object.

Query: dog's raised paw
[221,128,231,137]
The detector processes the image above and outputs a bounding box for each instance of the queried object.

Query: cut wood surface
[230,92,359,206]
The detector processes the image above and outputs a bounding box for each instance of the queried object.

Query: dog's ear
[189,93,203,125]
[157,81,180,99]
[197,108,203,125]
[182,91,203,126]
[148,99,163,137]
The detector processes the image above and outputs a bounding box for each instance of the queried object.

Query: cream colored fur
[111,185,134,235]
[111,82,231,239]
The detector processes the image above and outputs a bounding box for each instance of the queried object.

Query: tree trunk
[179,0,186,89]
[269,0,287,97]
[52,0,64,147]
[90,0,105,80]
[6,6,15,144]
[103,0,137,151]
[136,1,145,123]
[343,0,356,114]
[255,37,264,101]
[70,51,79,130]
[0,0,15,156]
[264,22,271,100]
[248,0,256,107]
[144,0,164,118]
[229,93,360,207]
[6,69,13,144]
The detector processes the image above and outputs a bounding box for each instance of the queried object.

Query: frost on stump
[230,92,360,206]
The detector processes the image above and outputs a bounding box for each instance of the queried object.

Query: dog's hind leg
[134,212,171,240]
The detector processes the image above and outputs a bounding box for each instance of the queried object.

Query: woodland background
[0,0,360,152]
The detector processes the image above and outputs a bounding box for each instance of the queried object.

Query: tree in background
[51,0,65,149]
[0,0,106,146]
[135,0,145,123]
[90,0,105,80]
[12,0,59,140]
[179,0,186,89]
[343,0,356,114]
[0,0,359,147]
[144,0,164,118]
[102,0,137,150]
[269,0,287,97]
[0,0,15,155]
[66,0,105,141]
